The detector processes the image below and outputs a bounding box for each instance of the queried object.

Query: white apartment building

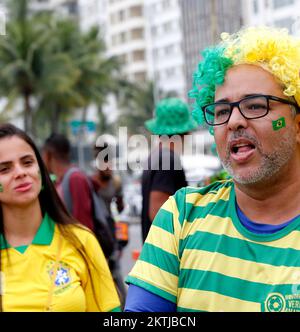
[31,0,104,32]
[244,0,300,35]
[144,0,186,100]
[106,0,148,82]
[31,0,79,16]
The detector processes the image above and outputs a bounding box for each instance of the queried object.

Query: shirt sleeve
[125,189,185,307]
[69,172,94,231]
[124,284,176,312]
[81,230,121,312]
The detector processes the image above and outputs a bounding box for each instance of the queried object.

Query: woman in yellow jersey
[0,123,121,312]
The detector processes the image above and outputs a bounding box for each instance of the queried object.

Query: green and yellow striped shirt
[126,180,300,312]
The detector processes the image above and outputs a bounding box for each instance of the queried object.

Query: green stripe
[125,276,177,303]
[109,306,122,312]
[140,243,179,276]
[153,209,174,234]
[173,187,187,226]
[179,269,296,303]
[185,180,233,196]
[184,231,300,267]
[177,306,206,312]
[176,181,233,226]
[186,199,230,222]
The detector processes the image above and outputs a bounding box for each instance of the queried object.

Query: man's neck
[235,163,300,225]
[54,162,72,183]
[2,200,43,247]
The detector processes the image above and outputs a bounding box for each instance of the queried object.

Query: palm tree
[117,80,176,135]
[0,0,79,136]
[36,19,121,136]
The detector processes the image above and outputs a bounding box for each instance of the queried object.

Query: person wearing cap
[140,98,197,242]
[125,26,300,312]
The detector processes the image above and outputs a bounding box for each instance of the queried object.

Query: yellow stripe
[160,197,174,213]
[146,225,177,256]
[129,260,178,297]
[185,186,231,206]
[181,214,300,250]
[181,249,300,285]
[178,288,260,312]
[160,196,182,255]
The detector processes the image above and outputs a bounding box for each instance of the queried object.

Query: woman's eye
[24,160,34,166]
[0,167,8,173]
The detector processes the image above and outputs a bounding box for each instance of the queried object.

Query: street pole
[77,125,85,170]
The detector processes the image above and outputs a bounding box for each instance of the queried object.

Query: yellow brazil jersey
[0,214,121,312]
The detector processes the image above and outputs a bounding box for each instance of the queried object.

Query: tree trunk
[24,92,32,135]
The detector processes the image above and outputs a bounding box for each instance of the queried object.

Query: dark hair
[43,133,71,163]
[0,124,107,311]
[0,125,74,226]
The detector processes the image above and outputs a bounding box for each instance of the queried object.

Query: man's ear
[294,113,300,144]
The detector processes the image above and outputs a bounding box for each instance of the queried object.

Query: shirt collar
[0,213,55,250]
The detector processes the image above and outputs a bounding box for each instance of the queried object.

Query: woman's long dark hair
[0,124,108,311]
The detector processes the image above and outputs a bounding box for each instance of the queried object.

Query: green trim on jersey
[0,213,55,253]
[229,188,300,241]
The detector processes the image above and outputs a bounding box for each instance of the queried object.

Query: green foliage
[0,0,122,139]
[116,81,176,136]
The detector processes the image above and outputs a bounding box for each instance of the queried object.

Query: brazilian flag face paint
[272,117,286,131]
[0,183,3,193]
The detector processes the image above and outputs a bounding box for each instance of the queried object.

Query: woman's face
[0,136,42,207]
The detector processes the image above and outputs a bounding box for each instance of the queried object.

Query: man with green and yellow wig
[125,26,300,312]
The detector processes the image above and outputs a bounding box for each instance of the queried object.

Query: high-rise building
[106,0,148,82]
[179,0,244,98]
[31,0,104,31]
[244,0,300,36]
[31,0,79,17]
[144,0,185,100]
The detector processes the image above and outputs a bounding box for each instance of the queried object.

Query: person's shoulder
[66,223,98,247]
[69,169,87,180]
[173,179,234,207]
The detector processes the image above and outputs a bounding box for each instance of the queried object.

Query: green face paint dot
[272,117,286,131]
[0,184,3,193]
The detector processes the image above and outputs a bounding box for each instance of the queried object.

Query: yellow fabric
[1,225,120,312]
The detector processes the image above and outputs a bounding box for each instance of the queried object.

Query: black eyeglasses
[202,94,300,126]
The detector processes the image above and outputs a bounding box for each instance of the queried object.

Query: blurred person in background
[125,26,300,312]
[42,133,94,232]
[91,142,127,306]
[140,98,197,242]
[0,124,120,312]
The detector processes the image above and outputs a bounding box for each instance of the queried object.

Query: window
[273,0,294,9]
[130,5,143,17]
[165,67,174,78]
[163,21,172,33]
[120,32,127,43]
[274,17,295,31]
[119,10,125,21]
[151,26,158,36]
[165,44,175,55]
[253,0,259,13]
[131,28,144,40]
[132,50,145,61]
[134,72,146,81]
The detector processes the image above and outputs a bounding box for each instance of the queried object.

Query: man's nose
[227,106,248,131]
